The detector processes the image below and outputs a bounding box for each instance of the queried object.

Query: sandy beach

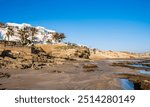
[0,60,135,90]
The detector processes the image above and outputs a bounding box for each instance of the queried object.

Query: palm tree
[18,27,30,45]
[18,29,25,44]
[30,27,38,44]
[59,33,66,42]
[51,32,59,43]
[5,27,14,41]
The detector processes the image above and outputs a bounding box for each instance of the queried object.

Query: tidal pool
[120,79,134,90]
[138,70,150,75]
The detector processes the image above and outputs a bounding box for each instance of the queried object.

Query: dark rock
[112,62,150,71]
[0,50,16,59]
[0,88,7,90]
[83,64,98,69]
[0,72,10,78]
[117,73,150,90]
[83,68,95,72]
[53,70,63,73]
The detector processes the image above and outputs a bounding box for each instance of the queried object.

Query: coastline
[0,59,136,90]
[0,41,150,90]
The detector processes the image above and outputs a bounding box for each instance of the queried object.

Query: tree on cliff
[30,27,38,43]
[18,27,30,45]
[52,32,66,43]
[59,33,66,42]
[5,27,14,41]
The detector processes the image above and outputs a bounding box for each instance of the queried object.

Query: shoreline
[0,59,136,90]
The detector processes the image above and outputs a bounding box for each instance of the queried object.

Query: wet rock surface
[117,73,150,90]
[112,60,150,71]
[112,59,150,90]
[83,63,98,72]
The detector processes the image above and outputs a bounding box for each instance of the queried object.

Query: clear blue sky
[0,0,150,52]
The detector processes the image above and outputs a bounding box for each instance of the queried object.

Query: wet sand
[0,60,135,90]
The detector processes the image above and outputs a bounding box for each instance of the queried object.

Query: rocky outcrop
[118,73,150,90]
[74,48,90,59]
[83,63,98,72]
[35,44,90,60]
[0,57,32,69]
[0,45,32,69]
[112,60,150,71]
[32,46,52,63]
[0,72,10,78]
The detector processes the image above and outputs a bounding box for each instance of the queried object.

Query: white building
[0,23,56,44]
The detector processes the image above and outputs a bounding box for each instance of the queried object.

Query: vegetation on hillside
[0,22,66,45]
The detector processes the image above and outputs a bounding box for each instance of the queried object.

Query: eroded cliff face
[0,43,91,70]
[0,42,32,69]
[35,44,90,60]
[0,40,150,70]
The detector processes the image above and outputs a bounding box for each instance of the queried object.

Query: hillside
[90,49,150,60]
[0,22,56,44]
